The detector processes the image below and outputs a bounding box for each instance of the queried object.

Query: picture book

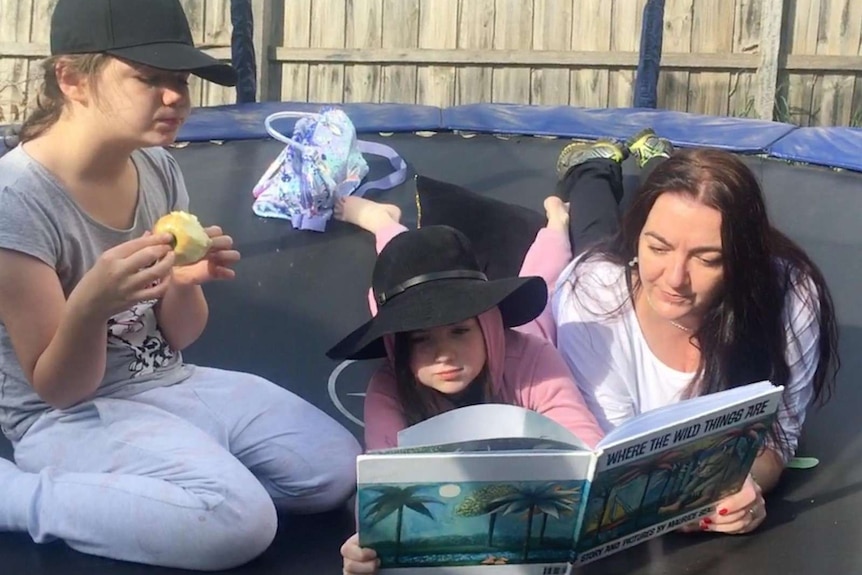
[356,380,782,574]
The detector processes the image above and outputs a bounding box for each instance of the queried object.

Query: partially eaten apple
[153,211,212,266]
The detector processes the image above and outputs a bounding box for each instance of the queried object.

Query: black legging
[557,157,665,256]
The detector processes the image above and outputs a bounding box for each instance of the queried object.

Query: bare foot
[543,196,569,234]
[334,196,402,234]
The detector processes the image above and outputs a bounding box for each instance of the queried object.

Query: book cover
[357,451,594,574]
[574,390,777,564]
[356,381,782,572]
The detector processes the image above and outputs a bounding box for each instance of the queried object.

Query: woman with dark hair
[552,132,840,535]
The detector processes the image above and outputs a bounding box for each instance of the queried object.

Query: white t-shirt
[552,256,821,462]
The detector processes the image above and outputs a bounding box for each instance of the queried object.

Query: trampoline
[1,102,861,575]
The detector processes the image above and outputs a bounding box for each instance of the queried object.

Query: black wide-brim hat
[327,225,548,360]
[50,0,238,87]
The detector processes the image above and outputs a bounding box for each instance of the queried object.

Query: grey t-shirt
[0,145,193,442]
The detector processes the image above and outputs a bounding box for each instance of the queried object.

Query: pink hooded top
[362,223,604,451]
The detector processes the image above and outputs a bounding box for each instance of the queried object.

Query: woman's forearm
[752,447,785,494]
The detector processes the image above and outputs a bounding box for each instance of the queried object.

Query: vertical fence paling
[756,0,785,120]
[634,0,666,108]
[231,0,256,103]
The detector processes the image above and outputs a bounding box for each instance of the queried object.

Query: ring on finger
[751,501,765,518]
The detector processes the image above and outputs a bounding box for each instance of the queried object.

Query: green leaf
[501,500,532,515]
[788,456,819,470]
[538,505,560,519]
[405,501,436,520]
[366,501,401,525]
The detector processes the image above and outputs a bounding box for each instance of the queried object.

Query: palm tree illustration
[363,485,442,563]
[536,503,575,545]
[488,483,580,561]
[454,484,518,546]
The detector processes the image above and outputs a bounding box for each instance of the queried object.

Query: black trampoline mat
[1,134,861,574]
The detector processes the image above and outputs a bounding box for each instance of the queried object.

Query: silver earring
[628,256,638,268]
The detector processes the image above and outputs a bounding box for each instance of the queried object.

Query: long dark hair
[392,331,493,427]
[573,149,839,451]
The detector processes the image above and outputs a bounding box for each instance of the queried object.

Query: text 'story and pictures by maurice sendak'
[356,380,781,575]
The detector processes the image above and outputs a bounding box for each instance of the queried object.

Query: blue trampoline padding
[177,102,443,142]
[91,101,860,174]
[767,127,862,172]
[442,104,797,153]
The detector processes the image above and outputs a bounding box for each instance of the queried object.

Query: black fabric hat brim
[108,42,237,86]
[327,275,548,361]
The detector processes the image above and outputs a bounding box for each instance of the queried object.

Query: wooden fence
[2,0,861,127]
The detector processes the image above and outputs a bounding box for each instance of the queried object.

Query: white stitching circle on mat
[327,359,365,428]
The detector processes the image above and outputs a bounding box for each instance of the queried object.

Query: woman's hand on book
[342,533,380,574]
[702,474,766,534]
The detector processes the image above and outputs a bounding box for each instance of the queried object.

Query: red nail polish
[702,517,713,524]
[718,508,729,516]
[700,520,710,530]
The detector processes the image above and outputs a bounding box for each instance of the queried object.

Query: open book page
[395,404,589,451]
[357,450,595,575]
[573,381,782,565]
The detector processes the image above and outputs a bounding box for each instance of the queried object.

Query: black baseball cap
[50,0,237,87]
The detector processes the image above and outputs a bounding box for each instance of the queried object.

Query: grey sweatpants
[1,366,361,570]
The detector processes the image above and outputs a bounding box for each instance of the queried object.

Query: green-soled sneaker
[626,128,674,169]
[555,139,628,180]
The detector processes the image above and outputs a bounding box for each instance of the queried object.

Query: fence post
[251,0,278,101]
[231,0,257,103]
[756,0,785,121]
[634,0,666,109]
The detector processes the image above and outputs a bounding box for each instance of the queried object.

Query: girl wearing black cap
[0,0,360,569]
[331,196,604,574]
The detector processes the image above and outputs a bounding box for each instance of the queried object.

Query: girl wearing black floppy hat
[0,0,360,569]
[331,196,604,575]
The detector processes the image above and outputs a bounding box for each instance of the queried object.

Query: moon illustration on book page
[439,484,462,498]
